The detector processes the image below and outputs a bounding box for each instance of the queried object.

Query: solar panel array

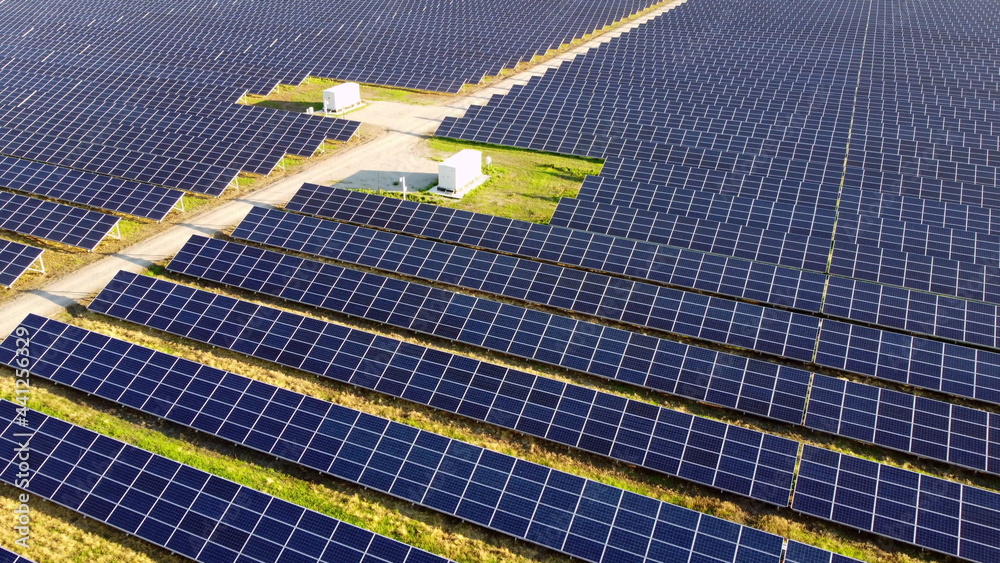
[0,0,674,286]
[3,0,662,94]
[282,187,1000,409]
[168,234,815,424]
[425,0,1000,558]
[0,155,183,222]
[0,400,453,563]
[88,270,802,507]
[215,216,1000,476]
[0,314,793,563]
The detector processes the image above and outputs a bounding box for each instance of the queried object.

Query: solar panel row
[2,0,663,94]
[281,186,827,311]
[173,233,1000,476]
[0,190,119,250]
[0,155,183,221]
[0,314,791,563]
[793,446,1000,563]
[280,189,1000,407]
[0,400,452,563]
[169,234,813,423]
[88,270,801,507]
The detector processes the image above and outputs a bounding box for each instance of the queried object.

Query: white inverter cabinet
[438,149,483,194]
[323,83,361,113]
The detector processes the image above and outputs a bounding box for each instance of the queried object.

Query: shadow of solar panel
[0,400,452,563]
[0,156,183,221]
[0,240,42,288]
[0,314,795,563]
[280,186,827,311]
[87,270,800,506]
[168,234,813,421]
[0,191,119,250]
[792,445,1000,563]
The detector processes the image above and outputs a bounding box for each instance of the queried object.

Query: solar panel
[823,276,1000,349]
[829,242,1000,306]
[0,239,42,288]
[804,374,1000,474]
[0,549,32,563]
[784,541,865,563]
[815,319,1000,406]
[0,400,452,563]
[0,155,183,221]
[792,445,1000,563]
[230,208,823,322]
[167,235,814,421]
[549,198,832,271]
[838,187,1000,238]
[279,186,827,311]
[577,174,841,224]
[5,0,663,94]
[0,191,119,250]
[88,270,800,506]
[0,313,790,563]
[0,126,239,196]
[836,212,1000,269]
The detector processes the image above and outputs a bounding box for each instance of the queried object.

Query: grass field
[351,138,605,223]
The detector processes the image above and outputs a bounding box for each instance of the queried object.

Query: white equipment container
[438,149,483,193]
[323,82,361,113]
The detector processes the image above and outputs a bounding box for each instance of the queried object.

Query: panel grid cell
[0,239,42,288]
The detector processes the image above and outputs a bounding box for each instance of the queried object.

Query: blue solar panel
[231,207,823,322]
[0,239,42,288]
[793,445,1000,563]
[549,198,832,271]
[804,374,1000,474]
[815,319,1000,406]
[88,270,801,506]
[0,126,239,196]
[0,400,453,563]
[0,155,183,221]
[0,191,119,250]
[0,313,791,563]
[784,541,865,563]
[823,276,1000,349]
[280,186,827,311]
[167,234,814,421]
